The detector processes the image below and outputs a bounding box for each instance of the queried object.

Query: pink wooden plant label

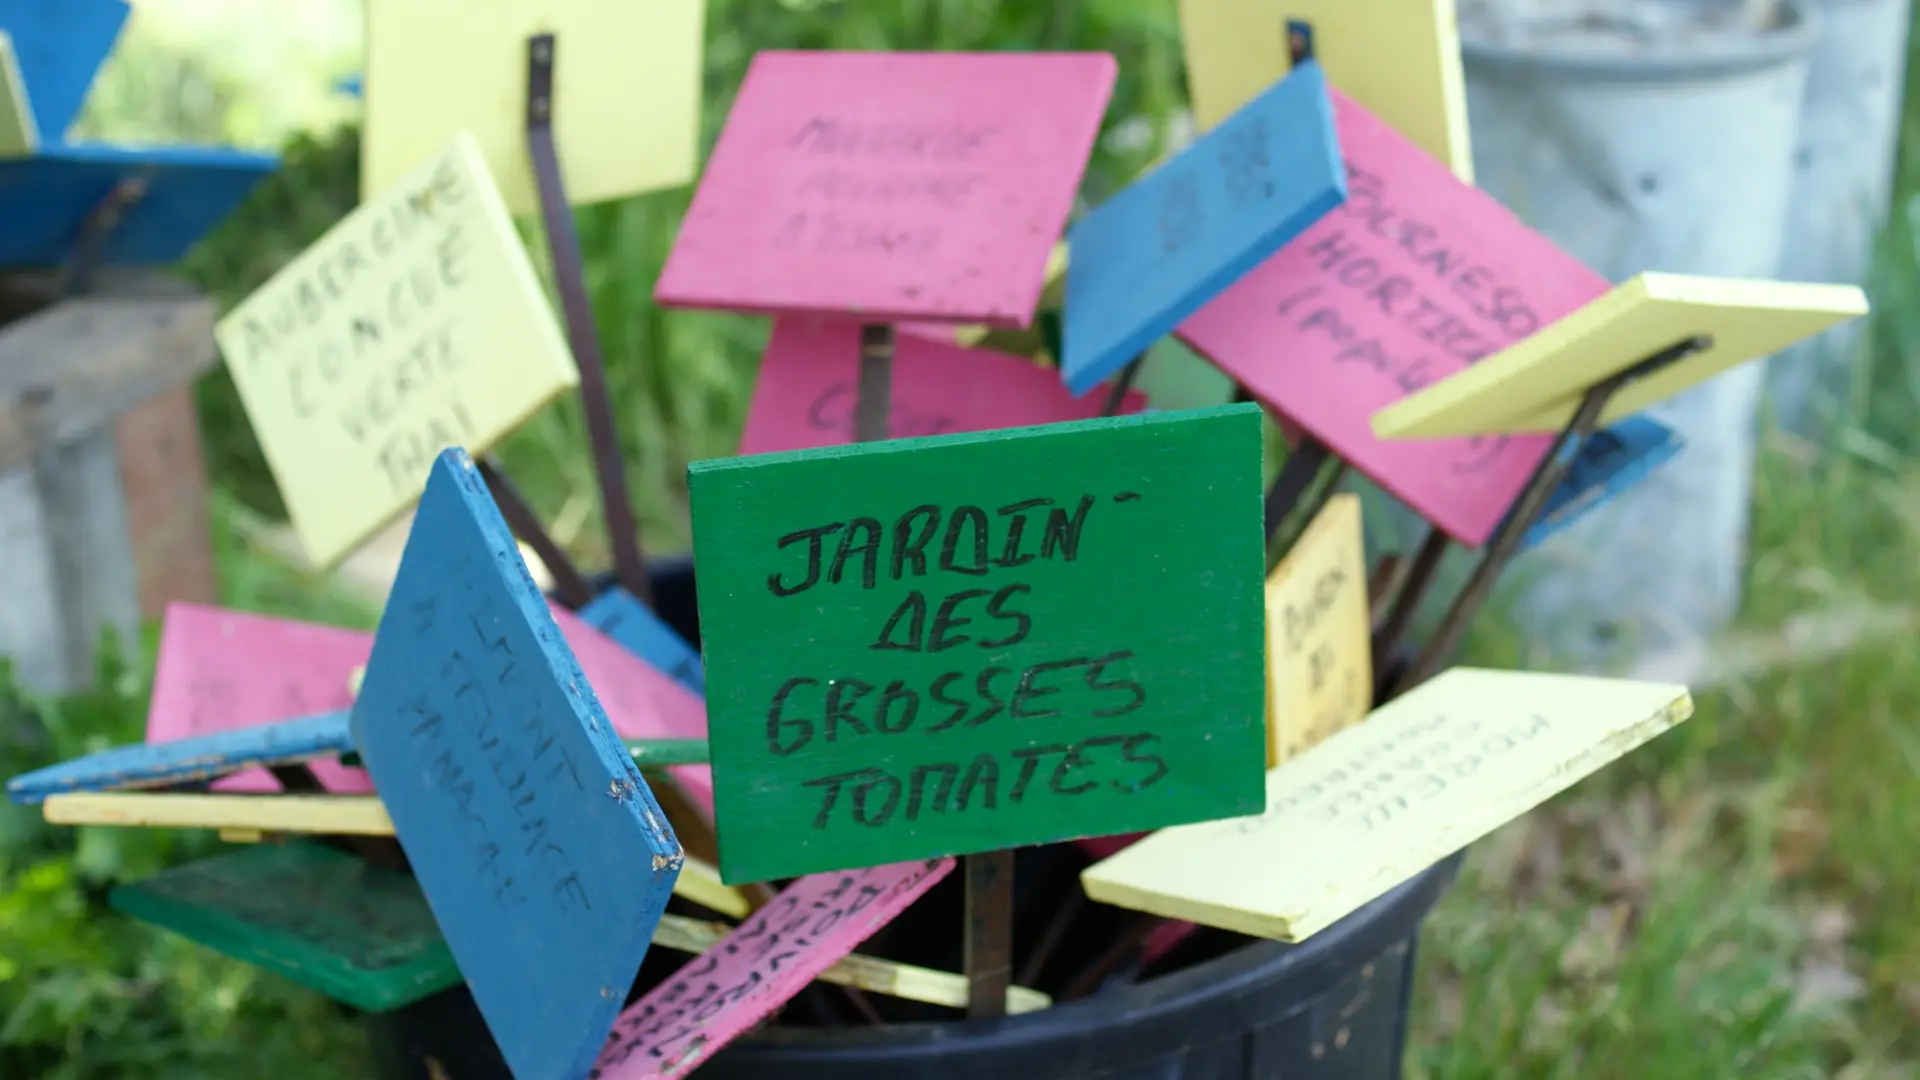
[148,603,715,811]
[147,604,376,793]
[592,858,954,1079]
[547,603,716,818]
[1177,91,1610,547]
[739,314,1147,455]
[655,51,1116,327]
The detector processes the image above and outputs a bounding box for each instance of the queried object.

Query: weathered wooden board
[148,603,376,794]
[654,50,1115,326]
[0,0,127,142]
[7,709,352,804]
[363,0,706,215]
[582,586,706,697]
[351,448,680,1080]
[1265,494,1371,766]
[1371,273,1872,437]
[1516,416,1684,551]
[43,792,394,835]
[593,859,953,1078]
[0,31,35,156]
[215,133,579,570]
[0,296,218,473]
[0,144,278,268]
[1178,0,1474,182]
[740,314,1144,456]
[108,842,460,1013]
[689,405,1268,884]
[1061,60,1345,395]
[1176,91,1608,547]
[1082,668,1693,942]
[649,910,1049,1014]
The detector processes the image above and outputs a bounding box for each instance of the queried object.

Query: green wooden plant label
[689,404,1269,884]
[109,842,461,1014]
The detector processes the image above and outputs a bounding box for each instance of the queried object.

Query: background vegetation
[0,0,1914,1076]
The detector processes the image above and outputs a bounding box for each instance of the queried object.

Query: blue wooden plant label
[350,449,682,1080]
[5,709,352,805]
[581,586,706,697]
[0,0,128,142]
[1517,415,1685,551]
[0,142,277,268]
[1061,59,1346,396]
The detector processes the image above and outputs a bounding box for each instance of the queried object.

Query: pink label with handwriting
[592,858,953,1078]
[655,51,1115,327]
[148,604,377,793]
[547,604,716,818]
[739,315,1146,456]
[1177,91,1609,547]
[148,602,716,813]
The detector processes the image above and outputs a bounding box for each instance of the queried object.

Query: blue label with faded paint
[0,142,277,269]
[1060,60,1346,396]
[1517,416,1685,551]
[581,586,706,697]
[351,448,681,1080]
[0,0,129,142]
[5,709,352,805]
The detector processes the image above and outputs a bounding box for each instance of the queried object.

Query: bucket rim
[1461,0,1823,82]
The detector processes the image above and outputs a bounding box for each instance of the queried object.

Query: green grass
[2,0,1918,1076]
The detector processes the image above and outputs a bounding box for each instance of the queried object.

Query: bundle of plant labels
[3,0,1883,1076]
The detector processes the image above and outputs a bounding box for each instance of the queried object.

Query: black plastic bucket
[363,558,1462,1080]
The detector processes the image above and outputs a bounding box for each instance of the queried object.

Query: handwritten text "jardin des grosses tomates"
[760,494,1169,832]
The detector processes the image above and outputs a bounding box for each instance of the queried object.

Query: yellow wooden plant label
[0,32,38,158]
[216,133,579,570]
[1082,668,1692,942]
[1177,0,1473,182]
[363,0,707,215]
[1264,493,1371,767]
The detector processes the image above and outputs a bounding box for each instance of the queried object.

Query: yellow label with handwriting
[216,133,579,570]
[1177,0,1473,182]
[0,32,37,158]
[1372,273,1871,438]
[364,0,706,216]
[1265,494,1371,767]
[1082,668,1692,942]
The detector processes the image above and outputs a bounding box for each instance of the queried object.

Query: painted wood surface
[148,604,377,794]
[0,143,277,268]
[350,449,681,1080]
[0,31,35,156]
[7,709,352,805]
[672,856,749,919]
[900,241,1070,348]
[1371,273,1872,438]
[108,842,460,1013]
[582,586,706,696]
[1517,416,1685,552]
[591,859,953,1079]
[1264,494,1371,767]
[689,406,1268,884]
[1081,668,1694,942]
[624,738,709,768]
[1177,91,1610,547]
[739,314,1146,456]
[1061,61,1345,396]
[649,911,1048,1014]
[43,792,394,835]
[149,597,715,809]
[0,0,127,142]
[654,51,1115,327]
[363,0,706,216]
[1177,0,1474,183]
[215,133,579,571]
[548,601,716,820]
